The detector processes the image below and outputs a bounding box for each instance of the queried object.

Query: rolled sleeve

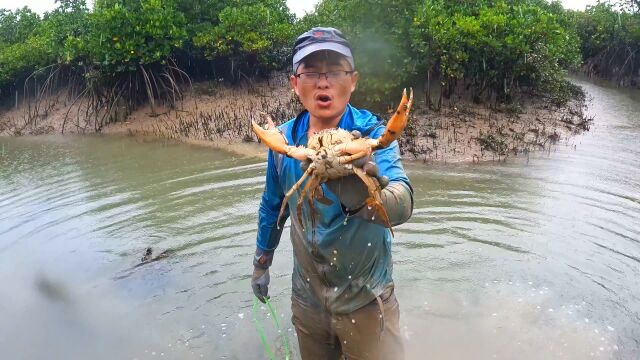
[380,181,413,226]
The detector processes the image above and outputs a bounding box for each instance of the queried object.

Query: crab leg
[313,182,333,205]
[296,173,319,230]
[336,151,369,164]
[306,176,323,231]
[376,88,414,149]
[278,165,314,227]
[353,167,394,236]
[332,138,374,156]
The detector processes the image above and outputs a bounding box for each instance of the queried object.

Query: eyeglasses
[294,70,355,85]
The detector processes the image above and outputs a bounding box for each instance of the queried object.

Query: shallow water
[0,78,639,359]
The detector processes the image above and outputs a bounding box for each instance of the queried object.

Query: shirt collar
[294,104,355,146]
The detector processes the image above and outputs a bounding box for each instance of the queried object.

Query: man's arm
[252,149,289,302]
[356,138,413,226]
[255,149,289,260]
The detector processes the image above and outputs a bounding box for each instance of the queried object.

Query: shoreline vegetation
[1,0,637,162]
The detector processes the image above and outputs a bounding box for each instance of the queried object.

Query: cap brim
[293,43,354,71]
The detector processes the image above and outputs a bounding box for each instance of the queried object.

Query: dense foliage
[68,0,188,72]
[0,0,638,110]
[0,7,40,46]
[572,2,640,86]
[299,0,584,104]
[193,0,295,70]
[0,0,295,102]
[413,0,581,102]
[0,1,88,86]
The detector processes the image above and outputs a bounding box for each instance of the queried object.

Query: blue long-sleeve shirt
[256,104,413,314]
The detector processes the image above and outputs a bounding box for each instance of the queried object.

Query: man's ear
[290,74,300,97]
[350,71,359,93]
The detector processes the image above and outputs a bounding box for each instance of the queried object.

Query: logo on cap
[313,30,327,38]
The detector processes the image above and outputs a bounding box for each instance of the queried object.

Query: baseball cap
[292,27,354,72]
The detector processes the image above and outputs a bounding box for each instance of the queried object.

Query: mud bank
[0,74,591,163]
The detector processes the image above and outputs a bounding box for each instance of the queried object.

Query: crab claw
[376,88,413,149]
[251,113,313,161]
[252,119,289,155]
[259,111,277,130]
[365,197,394,236]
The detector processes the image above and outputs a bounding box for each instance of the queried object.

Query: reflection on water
[0,78,639,359]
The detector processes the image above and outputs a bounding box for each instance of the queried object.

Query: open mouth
[315,94,332,107]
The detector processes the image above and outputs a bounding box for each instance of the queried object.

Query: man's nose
[317,73,330,88]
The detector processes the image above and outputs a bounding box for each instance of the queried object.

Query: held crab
[252,88,413,233]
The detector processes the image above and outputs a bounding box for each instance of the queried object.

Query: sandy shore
[1,75,591,163]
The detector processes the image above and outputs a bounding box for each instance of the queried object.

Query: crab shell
[303,128,364,181]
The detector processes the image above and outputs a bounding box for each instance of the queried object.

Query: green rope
[252,297,290,360]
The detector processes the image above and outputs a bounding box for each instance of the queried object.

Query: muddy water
[0,78,639,360]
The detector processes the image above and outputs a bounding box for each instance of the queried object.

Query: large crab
[252,88,413,233]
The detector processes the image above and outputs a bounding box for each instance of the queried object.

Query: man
[251,27,413,360]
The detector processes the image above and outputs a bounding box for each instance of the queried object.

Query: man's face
[290,51,359,125]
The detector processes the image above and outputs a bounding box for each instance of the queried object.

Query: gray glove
[325,174,369,211]
[251,248,273,303]
[251,267,270,303]
[325,157,389,212]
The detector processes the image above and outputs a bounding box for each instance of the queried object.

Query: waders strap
[375,295,385,338]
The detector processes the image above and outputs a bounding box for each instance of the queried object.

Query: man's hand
[325,174,369,211]
[325,157,388,212]
[251,267,270,303]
